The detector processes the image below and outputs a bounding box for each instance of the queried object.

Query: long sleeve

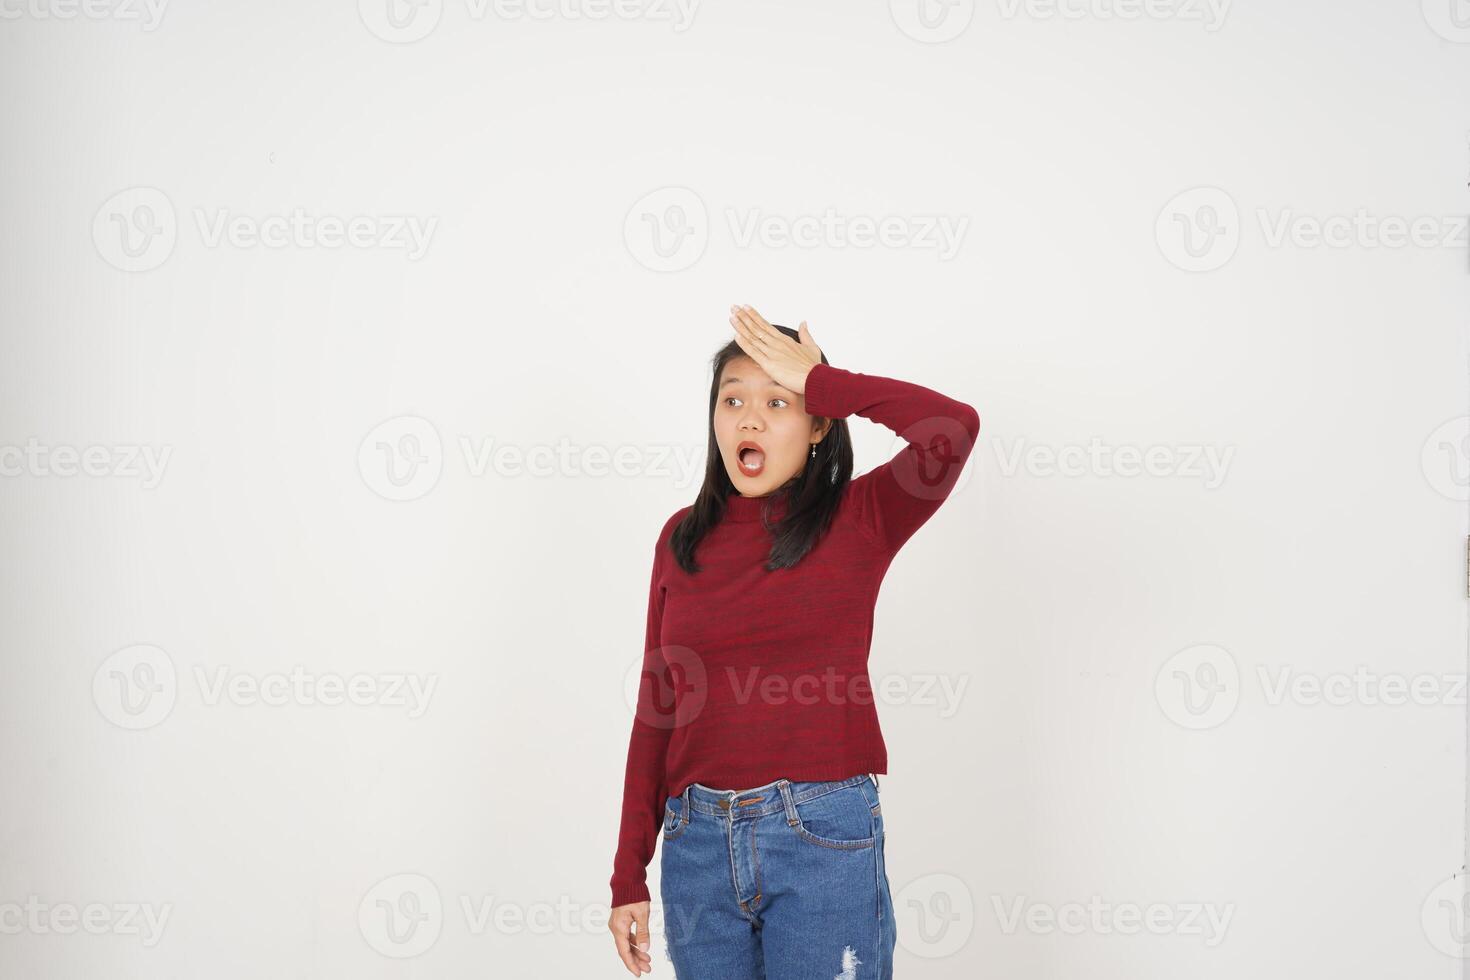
[608,530,674,908]
[802,361,981,554]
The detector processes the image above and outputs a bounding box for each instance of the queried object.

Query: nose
[737,407,766,430]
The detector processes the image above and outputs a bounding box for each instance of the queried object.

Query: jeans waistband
[682,773,879,820]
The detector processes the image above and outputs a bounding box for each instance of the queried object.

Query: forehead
[718,358,788,390]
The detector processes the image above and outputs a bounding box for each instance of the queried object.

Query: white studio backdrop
[1,1,1468,977]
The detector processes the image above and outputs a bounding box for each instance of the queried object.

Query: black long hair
[670,325,855,574]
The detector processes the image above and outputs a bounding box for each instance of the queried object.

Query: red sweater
[609,361,980,907]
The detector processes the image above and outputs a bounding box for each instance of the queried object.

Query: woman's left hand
[729,304,824,395]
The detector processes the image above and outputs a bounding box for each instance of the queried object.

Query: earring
[809,444,817,459]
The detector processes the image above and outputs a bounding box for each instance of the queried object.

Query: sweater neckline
[723,486,789,523]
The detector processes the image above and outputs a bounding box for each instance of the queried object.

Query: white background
[2,0,1469,977]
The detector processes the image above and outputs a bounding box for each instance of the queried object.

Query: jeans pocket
[789,782,878,850]
[661,796,688,840]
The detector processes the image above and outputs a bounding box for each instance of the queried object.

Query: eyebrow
[720,376,793,392]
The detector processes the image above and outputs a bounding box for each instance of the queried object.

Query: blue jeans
[659,773,896,979]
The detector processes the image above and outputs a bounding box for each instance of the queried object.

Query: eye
[723,396,789,409]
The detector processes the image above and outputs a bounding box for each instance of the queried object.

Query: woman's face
[714,355,828,496]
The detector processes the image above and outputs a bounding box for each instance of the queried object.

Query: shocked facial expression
[715,356,828,496]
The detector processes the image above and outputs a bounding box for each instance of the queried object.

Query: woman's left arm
[803,361,981,554]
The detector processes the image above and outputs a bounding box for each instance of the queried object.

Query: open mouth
[736,440,766,476]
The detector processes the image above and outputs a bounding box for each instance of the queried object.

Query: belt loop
[776,779,799,826]
[681,783,691,825]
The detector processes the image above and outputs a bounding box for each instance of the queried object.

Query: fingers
[730,305,796,376]
[797,320,823,361]
[730,315,764,365]
[729,305,766,342]
[730,304,782,346]
[612,920,636,974]
[741,304,776,333]
[729,306,763,346]
[610,908,650,976]
[610,907,653,976]
[634,907,653,973]
[730,311,773,371]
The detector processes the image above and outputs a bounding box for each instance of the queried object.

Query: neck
[722,485,789,523]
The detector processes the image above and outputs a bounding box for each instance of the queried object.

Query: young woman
[608,304,980,980]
